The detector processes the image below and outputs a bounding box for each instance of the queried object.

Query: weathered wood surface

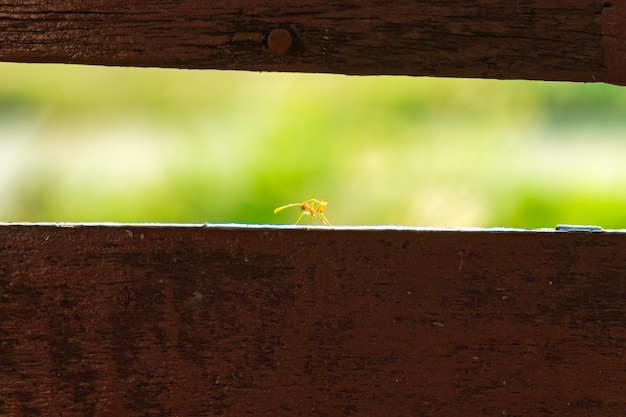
[1,224,626,416]
[0,1,625,85]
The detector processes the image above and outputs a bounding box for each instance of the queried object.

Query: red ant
[274,198,331,225]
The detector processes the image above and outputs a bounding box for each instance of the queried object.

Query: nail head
[268,29,292,54]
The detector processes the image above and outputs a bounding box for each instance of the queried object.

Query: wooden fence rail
[2,2,626,415]
[1,224,626,416]
[0,0,625,84]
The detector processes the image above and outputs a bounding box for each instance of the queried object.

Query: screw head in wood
[267,29,292,54]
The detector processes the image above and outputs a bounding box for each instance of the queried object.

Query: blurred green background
[1,62,625,227]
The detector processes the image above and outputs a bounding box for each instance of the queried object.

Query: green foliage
[1,63,625,227]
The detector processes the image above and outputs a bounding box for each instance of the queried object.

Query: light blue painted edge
[0,222,623,233]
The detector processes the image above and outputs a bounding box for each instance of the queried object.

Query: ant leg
[311,201,329,225]
[295,211,306,225]
[318,212,331,226]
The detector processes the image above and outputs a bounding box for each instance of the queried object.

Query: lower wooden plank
[1,224,625,416]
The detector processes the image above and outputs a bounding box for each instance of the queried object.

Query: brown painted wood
[0,1,625,85]
[1,224,626,416]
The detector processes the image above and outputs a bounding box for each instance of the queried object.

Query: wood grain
[1,224,626,416]
[0,0,625,84]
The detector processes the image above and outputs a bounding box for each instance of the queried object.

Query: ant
[274,198,331,226]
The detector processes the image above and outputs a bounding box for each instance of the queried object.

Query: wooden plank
[0,1,625,85]
[1,224,625,416]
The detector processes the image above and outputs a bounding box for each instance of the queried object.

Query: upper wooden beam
[0,0,625,85]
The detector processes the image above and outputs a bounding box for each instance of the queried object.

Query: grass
[1,63,626,227]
